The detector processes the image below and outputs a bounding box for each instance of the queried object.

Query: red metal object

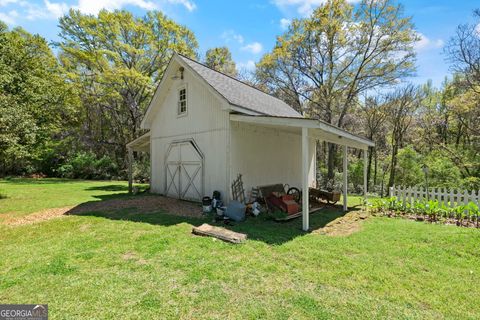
[266,193,300,215]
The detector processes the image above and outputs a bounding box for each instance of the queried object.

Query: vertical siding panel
[229,122,315,197]
[149,67,230,200]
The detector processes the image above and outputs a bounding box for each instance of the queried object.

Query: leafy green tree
[359,96,388,189]
[424,151,462,188]
[0,22,77,175]
[256,0,418,182]
[394,146,423,187]
[204,47,237,77]
[386,85,422,188]
[57,9,198,166]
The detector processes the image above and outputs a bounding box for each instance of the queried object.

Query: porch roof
[126,131,150,152]
[230,114,375,150]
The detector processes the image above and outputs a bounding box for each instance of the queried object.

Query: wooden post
[302,127,310,231]
[128,147,133,194]
[343,145,348,212]
[363,148,368,201]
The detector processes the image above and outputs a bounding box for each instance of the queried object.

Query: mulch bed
[3,195,202,226]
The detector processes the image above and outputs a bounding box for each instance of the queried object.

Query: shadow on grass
[67,192,351,245]
[85,185,129,192]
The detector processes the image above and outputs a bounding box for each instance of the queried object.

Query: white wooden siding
[149,65,230,199]
[229,121,316,200]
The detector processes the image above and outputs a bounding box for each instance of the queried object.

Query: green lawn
[1,179,479,319]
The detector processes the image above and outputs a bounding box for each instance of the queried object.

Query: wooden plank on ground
[274,206,324,222]
[192,223,247,244]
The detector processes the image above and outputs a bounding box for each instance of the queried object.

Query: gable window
[178,86,187,115]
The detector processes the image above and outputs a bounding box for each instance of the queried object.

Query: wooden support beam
[364,149,368,200]
[343,145,348,212]
[128,147,133,194]
[302,127,310,231]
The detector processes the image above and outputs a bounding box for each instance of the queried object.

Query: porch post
[363,148,368,200]
[343,145,348,212]
[128,147,133,194]
[302,127,309,231]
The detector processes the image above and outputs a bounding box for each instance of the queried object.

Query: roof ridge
[176,52,300,113]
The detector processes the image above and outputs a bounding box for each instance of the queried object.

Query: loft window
[178,86,187,115]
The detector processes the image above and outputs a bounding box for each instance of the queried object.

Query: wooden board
[274,206,324,221]
[192,223,247,244]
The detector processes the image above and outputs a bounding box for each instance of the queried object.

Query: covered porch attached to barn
[126,131,151,193]
[230,115,375,231]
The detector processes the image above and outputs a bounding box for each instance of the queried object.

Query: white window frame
[177,84,187,116]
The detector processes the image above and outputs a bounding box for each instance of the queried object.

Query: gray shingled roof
[178,54,303,118]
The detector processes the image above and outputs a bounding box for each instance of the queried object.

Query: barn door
[165,140,203,201]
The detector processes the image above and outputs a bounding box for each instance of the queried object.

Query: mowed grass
[1,179,480,319]
[0,178,137,218]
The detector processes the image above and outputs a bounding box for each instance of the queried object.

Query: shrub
[395,147,423,187]
[133,156,150,183]
[55,164,74,178]
[55,152,118,180]
[424,152,462,188]
[462,177,480,191]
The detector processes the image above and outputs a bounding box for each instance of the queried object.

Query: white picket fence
[389,186,480,208]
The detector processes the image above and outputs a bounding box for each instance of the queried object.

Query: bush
[55,164,74,178]
[424,151,462,188]
[462,177,480,191]
[348,158,364,193]
[55,152,118,180]
[133,156,150,183]
[395,147,423,187]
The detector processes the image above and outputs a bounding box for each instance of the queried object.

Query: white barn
[127,53,374,230]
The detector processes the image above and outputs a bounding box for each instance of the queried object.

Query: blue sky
[0,0,479,87]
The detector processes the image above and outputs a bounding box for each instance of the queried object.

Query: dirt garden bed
[3,195,202,226]
[314,211,369,236]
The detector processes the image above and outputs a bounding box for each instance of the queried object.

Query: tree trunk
[366,146,373,190]
[388,143,398,188]
[327,143,336,184]
[373,148,378,188]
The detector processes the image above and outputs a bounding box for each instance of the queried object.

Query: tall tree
[445,9,480,93]
[385,85,422,188]
[204,47,237,77]
[57,9,198,166]
[0,22,77,175]
[256,0,418,182]
[443,9,480,181]
[359,96,387,189]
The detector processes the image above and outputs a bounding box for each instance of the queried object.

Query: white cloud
[415,32,444,52]
[0,0,18,7]
[4,0,196,22]
[168,0,196,12]
[237,60,256,71]
[221,29,244,44]
[0,9,17,24]
[73,0,158,15]
[280,18,291,30]
[241,42,263,54]
[45,0,69,18]
[272,0,360,16]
